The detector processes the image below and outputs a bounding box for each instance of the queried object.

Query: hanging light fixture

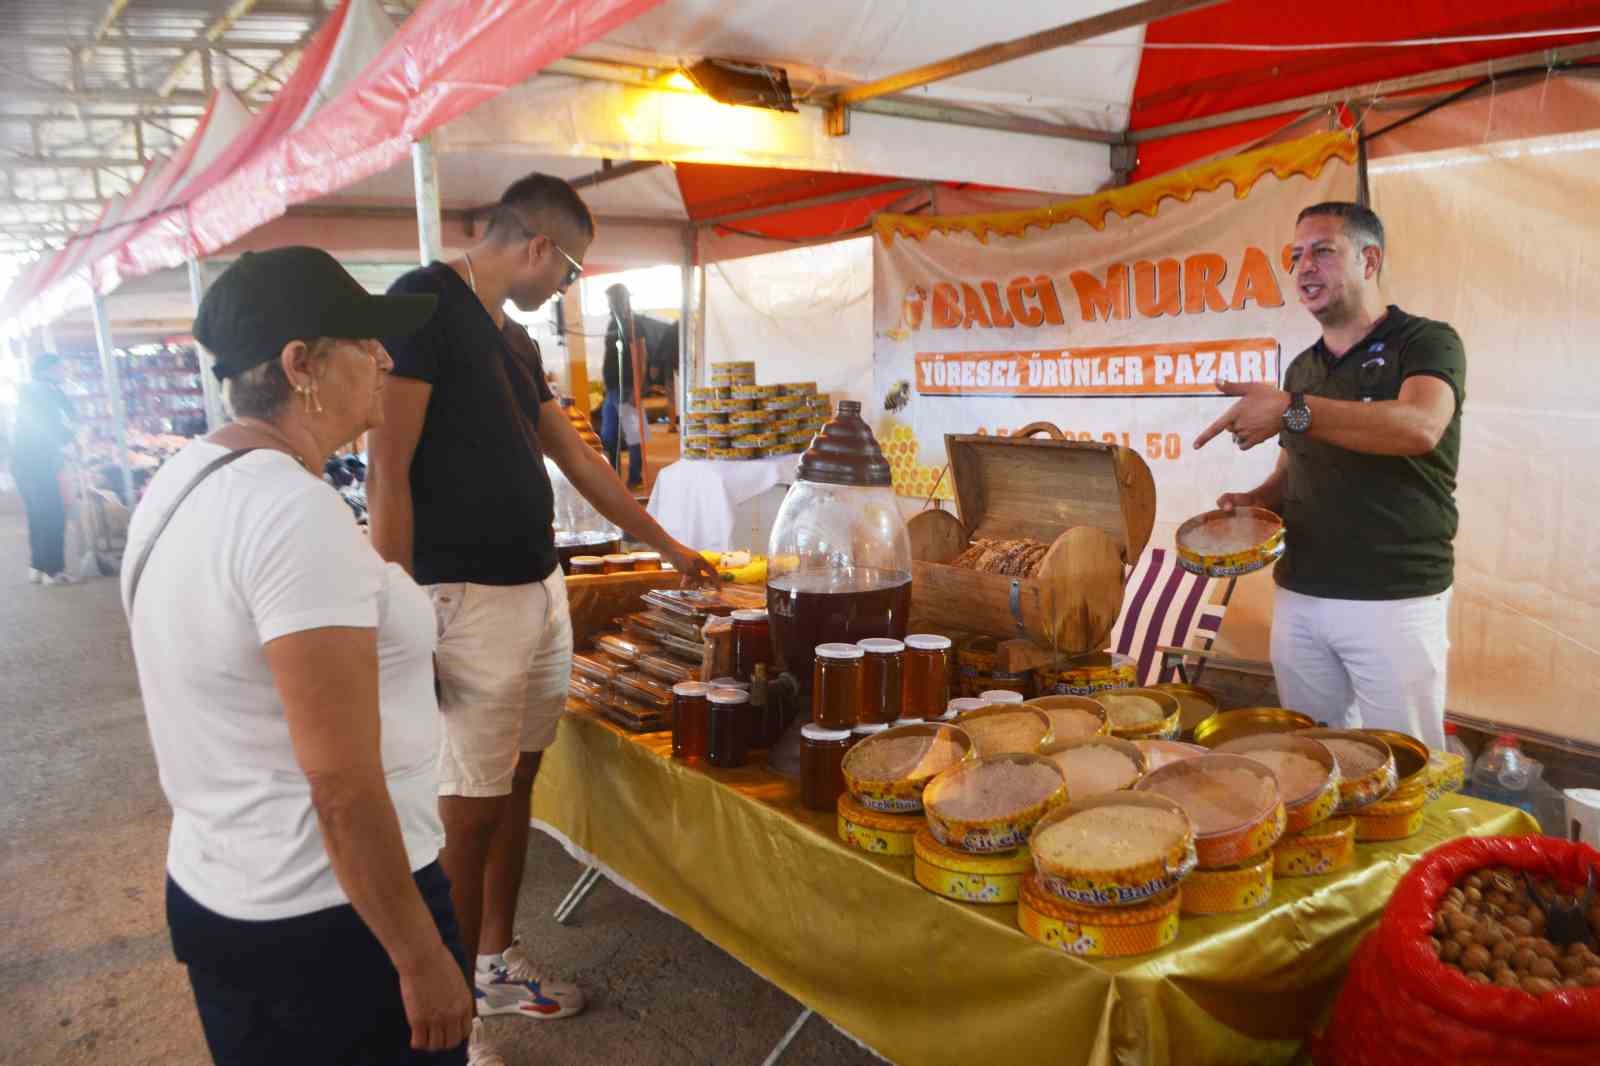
[681,58,797,112]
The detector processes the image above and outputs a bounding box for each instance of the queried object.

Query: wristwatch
[1282,391,1311,434]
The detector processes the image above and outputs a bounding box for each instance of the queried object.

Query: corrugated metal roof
[0,0,415,279]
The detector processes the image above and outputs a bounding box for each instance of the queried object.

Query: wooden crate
[906,422,1154,656]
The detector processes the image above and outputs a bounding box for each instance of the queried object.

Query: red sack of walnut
[1313,835,1600,1066]
[950,537,1052,578]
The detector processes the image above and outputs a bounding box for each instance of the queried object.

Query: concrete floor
[0,492,880,1066]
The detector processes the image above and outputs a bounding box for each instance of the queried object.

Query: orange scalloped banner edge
[876,131,1358,246]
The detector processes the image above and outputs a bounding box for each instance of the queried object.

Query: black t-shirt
[602,314,679,396]
[382,262,558,586]
[1276,305,1465,600]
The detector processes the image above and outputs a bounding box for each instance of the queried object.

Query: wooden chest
[906,422,1155,655]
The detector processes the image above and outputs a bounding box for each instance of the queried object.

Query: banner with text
[872,132,1357,530]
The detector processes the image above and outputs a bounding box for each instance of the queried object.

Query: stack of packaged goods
[569,586,767,735]
[1020,793,1197,956]
[681,360,832,461]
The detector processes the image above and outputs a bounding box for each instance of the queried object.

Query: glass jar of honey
[799,725,853,811]
[731,609,772,683]
[707,687,751,768]
[902,634,952,719]
[671,682,711,762]
[630,551,662,572]
[980,689,1026,705]
[812,642,864,729]
[856,637,904,725]
[602,553,635,574]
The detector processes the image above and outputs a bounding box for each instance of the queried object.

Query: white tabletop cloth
[647,453,801,552]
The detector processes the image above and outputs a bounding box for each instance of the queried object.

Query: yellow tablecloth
[530,710,1537,1066]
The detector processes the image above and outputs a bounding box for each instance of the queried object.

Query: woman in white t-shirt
[122,248,481,1065]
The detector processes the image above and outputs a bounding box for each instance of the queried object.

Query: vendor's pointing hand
[666,543,721,587]
[1193,381,1290,451]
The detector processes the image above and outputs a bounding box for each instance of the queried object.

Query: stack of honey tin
[1020,793,1196,957]
[682,360,831,461]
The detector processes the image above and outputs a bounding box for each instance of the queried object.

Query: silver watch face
[1283,403,1312,433]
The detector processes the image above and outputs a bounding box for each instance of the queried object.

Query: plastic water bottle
[1470,734,1540,816]
[1443,721,1474,783]
[1476,734,1531,789]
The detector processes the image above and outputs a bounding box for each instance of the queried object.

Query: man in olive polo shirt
[1195,202,1464,750]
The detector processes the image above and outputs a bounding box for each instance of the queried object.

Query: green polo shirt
[1275,305,1465,600]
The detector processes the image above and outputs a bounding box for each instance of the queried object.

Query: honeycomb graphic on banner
[881,422,954,502]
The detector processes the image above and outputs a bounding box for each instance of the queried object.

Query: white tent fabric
[439,75,1109,195]
[583,0,1144,132]
[703,237,874,406]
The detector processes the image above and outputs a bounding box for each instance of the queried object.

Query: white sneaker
[467,1019,507,1066]
[28,569,42,584]
[40,572,77,586]
[475,937,586,1019]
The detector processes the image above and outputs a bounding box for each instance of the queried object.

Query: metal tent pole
[412,134,444,266]
[89,290,133,506]
[552,865,604,925]
[760,1008,814,1065]
[40,318,57,354]
[186,256,226,430]
[678,225,694,435]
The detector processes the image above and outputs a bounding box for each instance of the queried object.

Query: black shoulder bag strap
[127,448,260,613]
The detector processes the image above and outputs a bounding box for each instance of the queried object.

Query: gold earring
[309,381,323,414]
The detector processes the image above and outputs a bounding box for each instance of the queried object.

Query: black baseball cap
[195,247,436,380]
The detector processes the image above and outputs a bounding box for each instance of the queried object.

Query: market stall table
[530,709,1536,1066]
[646,452,801,553]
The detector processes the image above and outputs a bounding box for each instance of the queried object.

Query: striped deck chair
[1107,547,1230,686]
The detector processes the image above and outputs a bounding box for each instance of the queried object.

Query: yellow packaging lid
[1018,876,1181,958]
[916,856,1028,904]
[1359,790,1426,818]
[1272,816,1356,878]
[914,828,1034,875]
[1179,851,1274,915]
[838,793,920,854]
[1426,749,1466,801]
[1038,652,1137,695]
[1353,794,1427,842]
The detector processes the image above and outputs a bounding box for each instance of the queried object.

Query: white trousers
[428,569,573,797]
[1269,586,1451,751]
[617,401,648,446]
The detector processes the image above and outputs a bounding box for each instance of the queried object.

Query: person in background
[600,283,647,488]
[367,173,716,1066]
[122,247,477,1064]
[601,284,680,488]
[11,353,77,585]
[1195,202,1464,751]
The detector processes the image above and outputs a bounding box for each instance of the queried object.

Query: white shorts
[617,401,648,447]
[428,569,573,797]
[1269,585,1451,751]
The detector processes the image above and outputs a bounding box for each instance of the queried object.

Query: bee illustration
[884,380,911,412]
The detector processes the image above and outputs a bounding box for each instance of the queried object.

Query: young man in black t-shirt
[369,174,715,1064]
[1196,202,1463,751]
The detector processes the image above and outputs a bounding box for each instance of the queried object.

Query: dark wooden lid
[797,400,892,487]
